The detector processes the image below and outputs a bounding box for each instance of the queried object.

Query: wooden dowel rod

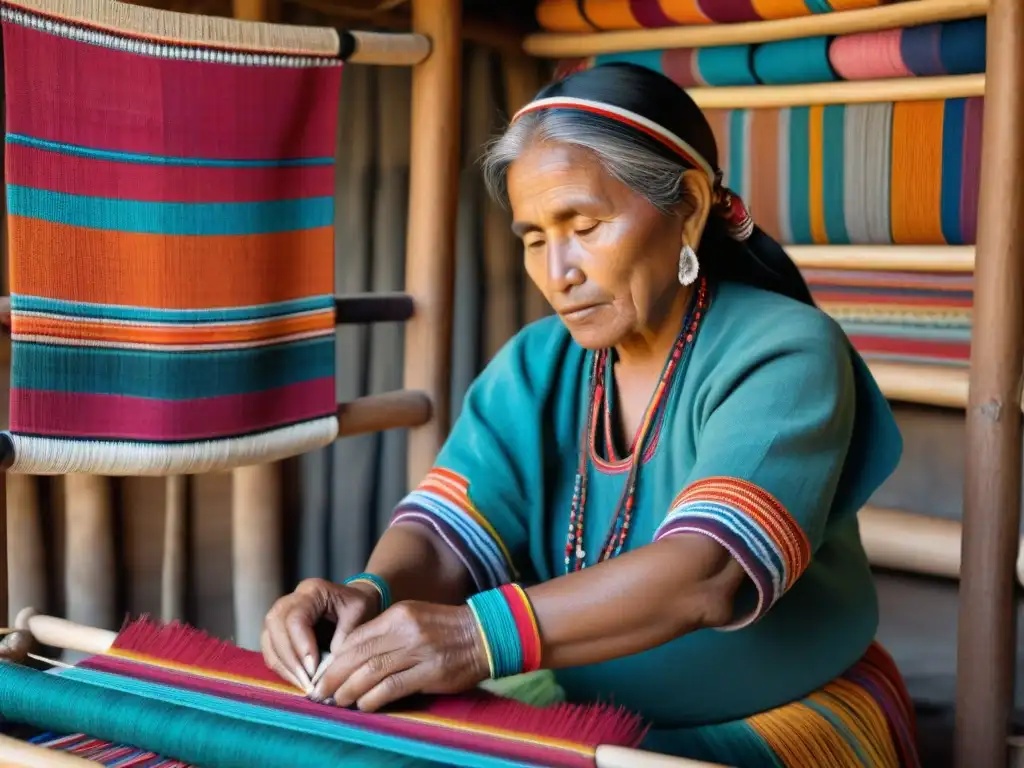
[856,505,1024,586]
[688,74,984,110]
[954,0,1024,761]
[867,362,972,410]
[19,609,116,656]
[402,0,462,487]
[0,733,100,767]
[63,475,115,632]
[343,30,430,66]
[160,476,188,623]
[523,0,988,57]
[336,390,433,437]
[334,292,415,324]
[0,294,417,328]
[6,474,45,624]
[595,746,727,767]
[787,245,976,273]
[231,464,281,651]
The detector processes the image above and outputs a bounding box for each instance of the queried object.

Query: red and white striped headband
[512,96,715,181]
[511,96,754,242]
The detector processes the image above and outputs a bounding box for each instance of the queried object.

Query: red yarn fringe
[111,617,648,750]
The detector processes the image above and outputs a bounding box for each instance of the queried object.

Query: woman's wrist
[465,583,543,679]
[342,572,392,614]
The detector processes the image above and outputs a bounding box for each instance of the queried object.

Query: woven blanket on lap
[1,0,343,475]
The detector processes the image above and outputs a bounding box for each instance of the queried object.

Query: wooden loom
[0,0,1020,767]
[0,0,711,766]
[524,0,1024,766]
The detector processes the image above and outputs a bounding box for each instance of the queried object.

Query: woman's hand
[261,577,383,693]
[310,601,489,712]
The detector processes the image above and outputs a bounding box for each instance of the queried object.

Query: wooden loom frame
[0,0,1021,766]
[523,0,1024,766]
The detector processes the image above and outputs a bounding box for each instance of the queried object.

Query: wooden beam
[229,0,284,651]
[954,0,1024,761]
[402,0,462,487]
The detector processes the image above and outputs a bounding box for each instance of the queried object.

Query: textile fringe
[4,417,339,476]
[3,0,340,56]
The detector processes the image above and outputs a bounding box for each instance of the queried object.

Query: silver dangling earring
[678,244,699,286]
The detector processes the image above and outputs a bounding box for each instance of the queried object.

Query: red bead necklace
[563,277,709,574]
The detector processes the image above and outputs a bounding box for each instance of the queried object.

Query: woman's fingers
[355,665,431,712]
[260,627,307,692]
[330,642,417,708]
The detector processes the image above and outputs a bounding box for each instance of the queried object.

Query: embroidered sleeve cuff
[389,468,517,592]
[653,477,811,629]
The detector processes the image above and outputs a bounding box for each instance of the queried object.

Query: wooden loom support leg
[7,474,45,624]
[64,475,116,635]
[403,0,462,487]
[228,0,284,652]
[231,464,281,650]
[954,0,1024,763]
[161,475,188,623]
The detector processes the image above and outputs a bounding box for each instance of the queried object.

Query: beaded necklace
[564,277,710,574]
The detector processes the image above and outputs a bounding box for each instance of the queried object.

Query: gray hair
[480,110,690,214]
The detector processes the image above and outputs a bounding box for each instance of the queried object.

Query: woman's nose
[546,240,585,294]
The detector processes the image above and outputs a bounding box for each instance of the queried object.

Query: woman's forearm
[526,535,746,669]
[362,523,475,606]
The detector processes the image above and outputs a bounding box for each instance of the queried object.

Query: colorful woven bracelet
[466,583,542,679]
[343,572,392,612]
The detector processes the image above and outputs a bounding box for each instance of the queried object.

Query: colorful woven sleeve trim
[653,477,811,629]
[390,468,518,591]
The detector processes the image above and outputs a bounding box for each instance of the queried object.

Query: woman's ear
[678,169,713,248]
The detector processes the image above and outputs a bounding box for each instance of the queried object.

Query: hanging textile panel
[554,19,986,86]
[1,0,344,476]
[536,0,899,33]
[0,618,646,767]
[805,269,972,366]
[703,98,983,246]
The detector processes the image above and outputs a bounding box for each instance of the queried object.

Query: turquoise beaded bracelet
[343,572,392,612]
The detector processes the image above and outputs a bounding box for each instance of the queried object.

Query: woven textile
[558,19,986,87]
[1,0,343,475]
[537,0,897,33]
[702,99,983,246]
[0,619,646,768]
[805,269,972,366]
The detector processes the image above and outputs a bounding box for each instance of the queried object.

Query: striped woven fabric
[556,18,986,86]
[804,269,972,366]
[1,0,343,475]
[537,0,898,33]
[703,98,983,246]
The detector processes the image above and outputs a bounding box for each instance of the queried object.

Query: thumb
[329,591,378,653]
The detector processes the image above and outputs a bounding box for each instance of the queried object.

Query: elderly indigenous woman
[263,63,919,767]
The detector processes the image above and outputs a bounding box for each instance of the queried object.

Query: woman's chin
[561,323,620,351]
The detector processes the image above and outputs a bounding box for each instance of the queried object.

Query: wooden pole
[64,475,116,632]
[6,473,45,621]
[402,0,462,486]
[160,475,188,622]
[229,0,283,649]
[954,0,1024,762]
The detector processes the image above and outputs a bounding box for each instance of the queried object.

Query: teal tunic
[391,280,902,750]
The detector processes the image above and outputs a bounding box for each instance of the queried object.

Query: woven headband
[512,96,754,242]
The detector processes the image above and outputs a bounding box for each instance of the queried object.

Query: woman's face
[507,140,704,351]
